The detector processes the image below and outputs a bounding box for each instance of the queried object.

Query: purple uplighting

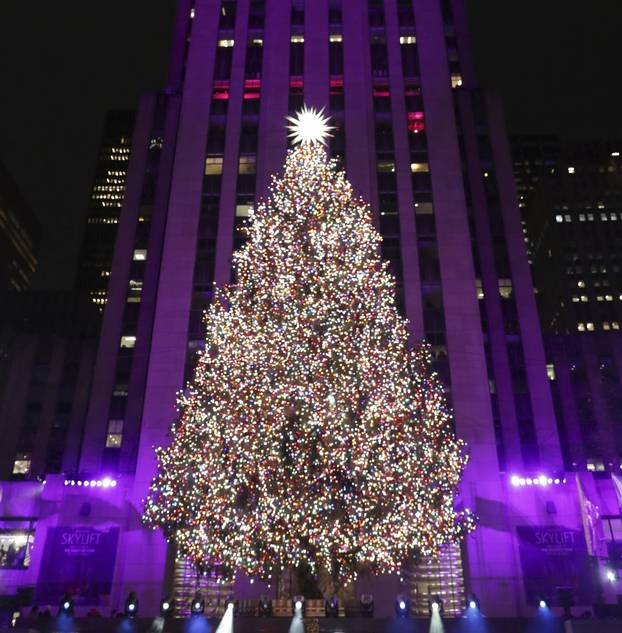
[510,474,566,487]
[64,477,118,488]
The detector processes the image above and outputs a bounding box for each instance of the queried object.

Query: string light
[143,131,472,587]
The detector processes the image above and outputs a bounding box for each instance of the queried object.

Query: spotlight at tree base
[606,568,618,583]
[225,595,237,613]
[428,595,444,616]
[395,594,410,617]
[538,598,548,610]
[58,593,74,616]
[293,596,305,614]
[325,595,339,617]
[124,592,138,618]
[360,594,374,618]
[160,596,174,617]
[214,601,234,633]
[258,595,272,617]
[191,592,205,615]
[466,594,480,612]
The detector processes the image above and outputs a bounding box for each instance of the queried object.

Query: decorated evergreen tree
[143,107,473,590]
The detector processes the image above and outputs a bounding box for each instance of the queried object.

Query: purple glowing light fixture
[510,474,566,488]
[64,476,118,488]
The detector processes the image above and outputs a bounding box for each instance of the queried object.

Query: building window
[451,73,463,88]
[329,34,342,42]
[128,279,143,303]
[613,321,620,330]
[238,156,256,174]
[236,204,253,217]
[205,156,224,176]
[120,335,136,348]
[377,160,395,173]
[400,35,416,44]
[245,40,263,79]
[475,279,484,300]
[546,364,556,381]
[132,249,147,261]
[577,323,585,331]
[410,162,430,173]
[217,39,235,48]
[249,0,265,28]
[555,215,563,223]
[219,1,236,29]
[415,202,434,215]
[567,166,575,174]
[498,278,513,299]
[586,322,595,331]
[586,459,605,472]
[12,453,31,475]
[329,1,342,25]
[106,419,124,448]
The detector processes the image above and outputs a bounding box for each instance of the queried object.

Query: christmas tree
[143,107,473,589]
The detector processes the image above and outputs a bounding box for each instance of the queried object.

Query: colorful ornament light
[143,113,472,587]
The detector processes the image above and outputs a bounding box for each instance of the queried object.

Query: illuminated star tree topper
[286,105,334,145]
[144,105,472,592]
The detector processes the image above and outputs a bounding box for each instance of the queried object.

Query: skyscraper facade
[0,161,40,292]
[74,111,135,313]
[2,0,621,619]
[522,139,622,334]
[0,292,99,480]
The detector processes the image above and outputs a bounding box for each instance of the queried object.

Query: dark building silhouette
[0,292,99,479]
[522,139,622,334]
[0,161,40,292]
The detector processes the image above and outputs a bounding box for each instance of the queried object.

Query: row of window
[577,321,620,332]
[195,0,422,30]
[575,280,616,289]
[205,155,257,175]
[475,278,513,300]
[556,212,620,222]
[571,294,622,302]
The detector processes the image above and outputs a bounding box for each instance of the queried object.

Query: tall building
[0,161,40,292]
[75,111,135,312]
[2,0,621,619]
[546,331,622,472]
[0,293,99,480]
[510,134,560,211]
[523,139,622,333]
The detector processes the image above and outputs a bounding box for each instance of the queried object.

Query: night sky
[0,1,620,289]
